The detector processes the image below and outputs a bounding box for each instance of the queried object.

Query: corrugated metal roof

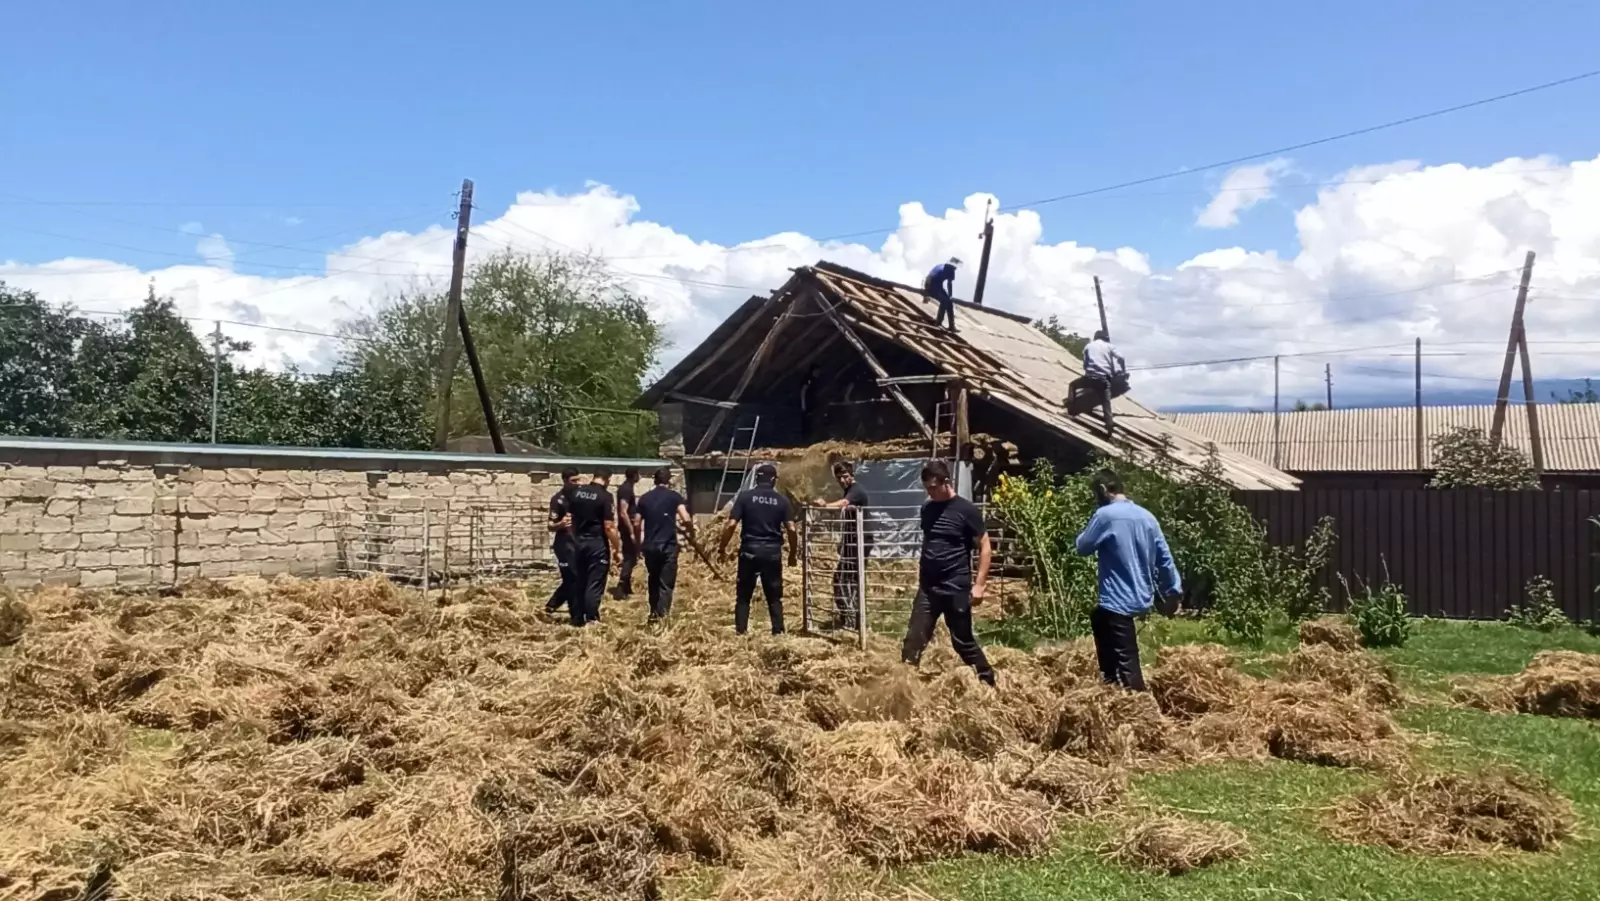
[1171,405,1600,472]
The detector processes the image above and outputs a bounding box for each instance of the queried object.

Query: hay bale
[1149,644,1249,719]
[1507,650,1600,719]
[1328,768,1576,854]
[1281,645,1403,709]
[1104,816,1249,875]
[1299,616,1362,651]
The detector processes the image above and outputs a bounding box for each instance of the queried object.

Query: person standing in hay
[543,466,583,614]
[633,467,696,624]
[1074,469,1182,690]
[901,460,996,686]
[812,460,870,631]
[566,468,622,627]
[718,462,799,635]
[611,467,642,600]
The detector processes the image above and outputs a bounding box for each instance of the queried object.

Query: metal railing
[798,505,1026,647]
[334,499,558,590]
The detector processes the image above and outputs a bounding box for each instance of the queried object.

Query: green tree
[1292,399,1328,411]
[1553,379,1599,404]
[342,250,664,456]
[1428,427,1539,490]
[1033,315,1090,357]
[0,284,82,435]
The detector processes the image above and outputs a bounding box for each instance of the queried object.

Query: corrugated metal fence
[1235,488,1600,621]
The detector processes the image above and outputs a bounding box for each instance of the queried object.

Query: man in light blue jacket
[1074,469,1182,690]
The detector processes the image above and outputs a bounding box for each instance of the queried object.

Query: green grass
[912,618,1600,901]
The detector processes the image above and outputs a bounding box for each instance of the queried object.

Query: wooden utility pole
[972,203,995,307]
[1414,338,1424,472]
[210,321,222,444]
[1324,363,1333,411]
[1272,355,1282,469]
[457,305,506,453]
[1490,251,1536,447]
[432,178,475,451]
[1517,331,1545,474]
[1094,276,1110,339]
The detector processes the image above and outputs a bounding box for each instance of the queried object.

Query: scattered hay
[1299,616,1362,651]
[1328,768,1575,855]
[1149,644,1249,719]
[1458,651,1600,719]
[1253,683,1402,770]
[1281,644,1403,709]
[1009,752,1125,814]
[0,593,30,646]
[1104,815,1249,875]
[1048,685,1178,768]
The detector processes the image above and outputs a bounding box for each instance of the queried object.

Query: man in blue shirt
[1074,469,1182,690]
[923,257,961,332]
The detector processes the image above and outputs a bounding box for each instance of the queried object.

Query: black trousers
[569,541,609,626]
[901,588,995,685]
[734,552,785,635]
[1090,606,1146,690]
[932,291,956,330]
[831,539,860,629]
[545,540,576,612]
[615,527,638,594]
[1070,375,1115,433]
[643,545,679,620]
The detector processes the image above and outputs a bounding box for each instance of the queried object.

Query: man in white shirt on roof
[1072,330,1125,435]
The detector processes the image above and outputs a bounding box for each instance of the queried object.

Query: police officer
[544,466,583,614]
[633,467,695,623]
[718,462,798,635]
[900,460,995,686]
[612,467,641,599]
[566,468,621,626]
[812,460,869,630]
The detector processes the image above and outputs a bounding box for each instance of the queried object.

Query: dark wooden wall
[1235,488,1600,621]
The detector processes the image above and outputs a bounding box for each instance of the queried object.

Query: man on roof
[924,257,962,332]
[1068,329,1127,435]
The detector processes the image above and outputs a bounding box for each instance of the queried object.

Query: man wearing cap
[633,467,695,623]
[718,462,798,635]
[812,460,869,631]
[543,466,583,614]
[566,468,621,626]
[924,257,962,332]
[901,460,996,686]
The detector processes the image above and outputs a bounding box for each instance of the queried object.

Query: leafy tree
[1292,399,1328,412]
[1553,379,1599,404]
[1033,315,1090,357]
[1428,426,1539,490]
[0,284,82,435]
[342,250,664,456]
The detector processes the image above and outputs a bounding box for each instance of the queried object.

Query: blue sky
[5,0,1600,274]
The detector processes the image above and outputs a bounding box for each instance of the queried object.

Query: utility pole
[1517,328,1545,474]
[972,201,995,307]
[1414,338,1424,472]
[1490,251,1536,447]
[1273,355,1282,469]
[1324,363,1333,411]
[1094,276,1110,340]
[210,321,222,444]
[458,305,506,454]
[432,178,475,451]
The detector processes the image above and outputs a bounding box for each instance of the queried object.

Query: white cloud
[3,153,1599,408]
[195,233,234,269]
[1197,158,1292,228]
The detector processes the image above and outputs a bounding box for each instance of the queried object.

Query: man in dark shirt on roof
[565,468,621,627]
[901,460,995,686]
[543,466,583,614]
[611,467,641,599]
[718,462,798,635]
[812,460,869,631]
[923,257,961,332]
[633,467,695,623]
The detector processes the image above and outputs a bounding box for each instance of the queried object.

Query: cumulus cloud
[195,233,234,269]
[1197,158,1292,228]
[3,153,1599,409]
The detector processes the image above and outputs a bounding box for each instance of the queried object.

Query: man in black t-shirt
[901,460,995,686]
[565,468,621,626]
[812,460,869,631]
[633,467,695,622]
[544,466,583,614]
[718,462,798,635]
[611,467,641,599]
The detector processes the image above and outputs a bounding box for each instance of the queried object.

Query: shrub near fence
[1234,489,1600,622]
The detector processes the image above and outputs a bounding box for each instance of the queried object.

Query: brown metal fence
[1234,488,1600,621]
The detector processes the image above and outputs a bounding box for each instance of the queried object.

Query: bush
[991,445,1337,643]
[1342,575,1412,648]
[1507,576,1568,631]
[1428,427,1539,490]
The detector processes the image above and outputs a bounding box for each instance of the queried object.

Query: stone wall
[0,440,664,590]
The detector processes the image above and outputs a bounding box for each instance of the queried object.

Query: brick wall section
[0,443,665,590]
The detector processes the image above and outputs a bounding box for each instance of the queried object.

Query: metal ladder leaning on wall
[712,416,762,514]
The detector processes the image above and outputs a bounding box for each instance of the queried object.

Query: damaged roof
[639,262,1300,491]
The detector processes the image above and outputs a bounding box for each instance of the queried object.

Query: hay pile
[1280,645,1403,710]
[0,568,1444,900]
[1453,650,1600,719]
[1328,768,1576,855]
[1298,616,1362,651]
[1103,816,1249,875]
